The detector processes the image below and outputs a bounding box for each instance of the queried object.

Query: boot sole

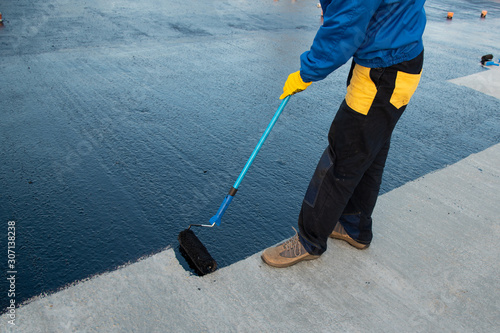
[261,253,320,268]
[330,232,369,250]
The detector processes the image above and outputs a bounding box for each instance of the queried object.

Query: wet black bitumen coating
[1,0,499,312]
[178,229,217,276]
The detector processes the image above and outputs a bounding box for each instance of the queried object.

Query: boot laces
[282,227,305,257]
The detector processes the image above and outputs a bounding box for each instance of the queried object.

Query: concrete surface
[2,143,499,332]
[450,66,500,99]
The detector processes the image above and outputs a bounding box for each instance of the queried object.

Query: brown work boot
[261,228,320,268]
[330,223,369,249]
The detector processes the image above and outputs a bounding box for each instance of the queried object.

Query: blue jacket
[300,0,426,82]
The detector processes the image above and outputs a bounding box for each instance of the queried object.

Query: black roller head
[178,229,217,275]
[481,54,494,65]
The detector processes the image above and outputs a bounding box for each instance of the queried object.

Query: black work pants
[298,51,424,255]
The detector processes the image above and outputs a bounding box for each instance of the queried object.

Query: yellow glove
[280,71,312,99]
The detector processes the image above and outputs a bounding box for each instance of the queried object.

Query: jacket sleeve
[300,0,383,82]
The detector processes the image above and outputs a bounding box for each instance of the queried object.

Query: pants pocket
[389,70,422,109]
[345,64,377,116]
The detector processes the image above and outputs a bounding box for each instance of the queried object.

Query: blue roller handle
[209,95,291,226]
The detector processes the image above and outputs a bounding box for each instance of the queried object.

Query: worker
[262,0,426,267]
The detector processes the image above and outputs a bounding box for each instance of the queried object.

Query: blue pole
[209,96,290,226]
[233,95,290,189]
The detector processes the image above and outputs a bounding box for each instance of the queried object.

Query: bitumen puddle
[1,0,500,314]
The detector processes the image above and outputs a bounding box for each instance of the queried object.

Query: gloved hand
[280,71,312,99]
